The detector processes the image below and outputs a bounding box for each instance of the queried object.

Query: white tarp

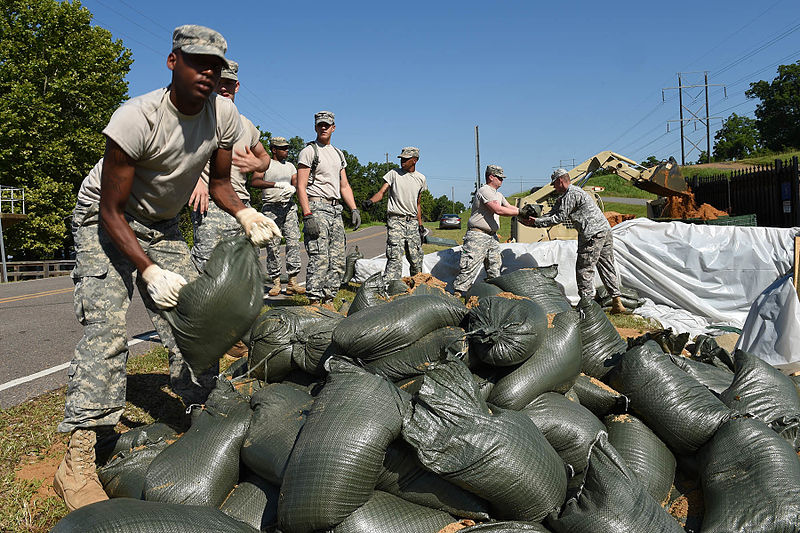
[354,219,799,336]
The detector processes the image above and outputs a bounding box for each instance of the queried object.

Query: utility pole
[474,126,481,193]
[451,186,455,213]
[663,72,726,165]
[385,153,389,163]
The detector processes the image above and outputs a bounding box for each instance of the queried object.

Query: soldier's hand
[273,181,291,189]
[141,265,187,309]
[351,209,362,231]
[361,198,373,210]
[303,213,320,238]
[235,207,282,247]
[189,180,209,214]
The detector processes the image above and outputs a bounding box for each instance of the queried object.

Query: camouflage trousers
[59,202,215,433]
[190,201,245,273]
[304,201,345,301]
[453,229,501,292]
[383,215,423,280]
[261,201,302,280]
[576,230,620,300]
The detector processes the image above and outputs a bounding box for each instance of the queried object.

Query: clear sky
[78,0,800,203]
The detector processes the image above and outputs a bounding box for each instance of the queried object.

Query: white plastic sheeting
[354,219,799,336]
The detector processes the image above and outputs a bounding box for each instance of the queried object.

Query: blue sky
[78,0,800,203]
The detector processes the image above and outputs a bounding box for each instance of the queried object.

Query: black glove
[303,213,320,238]
[520,203,542,218]
[351,209,361,231]
[418,225,426,243]
[361,198,374,210]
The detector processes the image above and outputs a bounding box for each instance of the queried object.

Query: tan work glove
[141,265,187,309]
[235,207,282,247]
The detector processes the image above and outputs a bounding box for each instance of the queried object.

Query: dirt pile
[661,192,727,220]
[605,211,636,227]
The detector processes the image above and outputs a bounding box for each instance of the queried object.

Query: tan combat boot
[286,276,305,295]
[611,296,628,314]
[53,428,109,511]
[267,278,282,297]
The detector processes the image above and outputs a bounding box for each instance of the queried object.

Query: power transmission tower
[663,72,726,164]
[552,158,576,170]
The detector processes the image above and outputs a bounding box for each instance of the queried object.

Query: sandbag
[628,329,690,356]
[278,359,409,533]
[96,423,178,466]
[333,295,467,361]
[342,246,363,284]
[486,266,572,314]
[577,299,627,379]
[247,306,343,381]
[466,296,548,367]
[219,472,279,532]
[98,439,170,499]
[489,311,581,409]
[720,349,800,425]
[669,354,734,394]
[348,272,408,315]
[604,414,675,505]
[164,237,262,375]
[595,285,639,303]
[608,341,733,454]
[521,392,605,476]
[546,433,684,533]
[458,522,553,532]
[334,490,454,533]
[689,334,734,371]
[241,384,313,485]
[366,326,468,381]
[699,417,800,533]
[376,440,491,520]
[51,498,258,532]
[464,280,503,301]
[569,374,628,417]
[403,359,566,521]
[143,381,252,506]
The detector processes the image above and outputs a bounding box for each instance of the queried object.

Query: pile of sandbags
[53,272,800,533]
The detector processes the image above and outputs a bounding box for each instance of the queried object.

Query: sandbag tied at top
[241,383,314,485]
[466,296,549,367]
[366,326,468,382]
[604,413,676,505]
[164,237,263,375]
[699,417,800,533]
[51,498,259,533]
[489,310,582,409]
[546,433,685,533]
[576,298,627,379]
[569,374,628,417]
[334,490,455,533]
[143,381,252,507]
[608,341,733,455]
[332,295,468,361]
[278,359,410,533]
[402,358,567,522]
[485,265,572,314]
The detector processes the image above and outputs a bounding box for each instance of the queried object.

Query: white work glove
[277,183,296,199]
[235,207,282,247]
[141,265,187,309]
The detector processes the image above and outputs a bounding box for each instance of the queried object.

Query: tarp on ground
[354,220,799,336]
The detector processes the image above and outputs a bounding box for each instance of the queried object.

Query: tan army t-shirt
[468,184,510,233]
[261,160,297,203]
[297,141,346,200]
[78,88,242,222]
[384,169,426,217]
[197,114,260,201]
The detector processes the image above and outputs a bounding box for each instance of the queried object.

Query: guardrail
[4,260,75,282]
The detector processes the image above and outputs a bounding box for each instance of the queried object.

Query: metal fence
[688,156,800,228]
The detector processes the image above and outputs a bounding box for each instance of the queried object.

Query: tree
[712,113,761,160]
[640,156,660,168]
[0,0,132,258]
[745,61,800,151]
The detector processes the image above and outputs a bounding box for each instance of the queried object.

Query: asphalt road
[602,196,648,206]
[0,224,387,409]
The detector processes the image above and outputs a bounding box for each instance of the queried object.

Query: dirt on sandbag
[604,211,635,227]
[660,192,727,220]
[485,266,572,314]
[570,374,629,417]
[405,272,448,290]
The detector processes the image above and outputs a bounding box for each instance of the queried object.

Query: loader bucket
[634,157,690,197]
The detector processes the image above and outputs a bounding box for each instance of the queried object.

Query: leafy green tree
[0,0,132,258]
[746,61,800,151]
[696,151,710,164]
[712,113,761,160]
[640,156,660,167]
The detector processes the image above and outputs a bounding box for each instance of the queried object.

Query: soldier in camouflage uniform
[526,168,626,313]
[362,146,427,280]
[55,25,280,511]
[296,111,361,303]
[453,165,521,293]
[189,59,271,273]
[251,137,304,296]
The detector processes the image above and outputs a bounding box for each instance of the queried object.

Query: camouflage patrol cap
[221,59,238,81]
[486,164,506,178]
[172,25,227,61]
[315,110,335,125]
[270,136,290,148]
[397,147,420,159]
[551,168,569,182]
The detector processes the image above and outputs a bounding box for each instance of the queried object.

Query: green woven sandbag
[670,354,733,394]
[51,498,258,532]
[219,472,279,532]
[278,359,409,533]
[96,423,177,466]
[576,298,627,379]
[464,280,502,301]
[143,381,252,506]
[595,285,640,302]
[460,522,553,532]
[608,341,733,455]
[466,296,549,367]
[403,359,566,522]
[546,433,684,533]
[489,311,581,409]
[348,272,407,316]
[333,295,467,361]
[486,266,572,314]
[366,326,467,381]
[241,384,313,485]
[569,374,628,417]
[699,417,800,533]
[164,237,262,375]
[98,439,170,499]
[604,413,676,504]
[334,490,454,533]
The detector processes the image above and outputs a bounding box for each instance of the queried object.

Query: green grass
[608,311,662,332]
[602,201,647,218]
[584,174,657,200]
